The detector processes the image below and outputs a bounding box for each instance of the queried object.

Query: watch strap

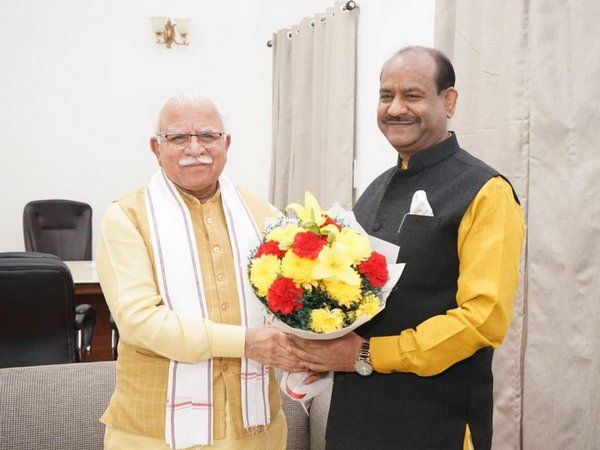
[358,337,371,363]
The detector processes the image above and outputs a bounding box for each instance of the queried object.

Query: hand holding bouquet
[248,192,403,400]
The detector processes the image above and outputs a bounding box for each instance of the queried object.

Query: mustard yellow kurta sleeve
[96,201,245,363]
[370,176,524,375]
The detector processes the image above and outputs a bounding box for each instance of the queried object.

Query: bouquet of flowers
[248,192,403,400]
[249,192,400,335]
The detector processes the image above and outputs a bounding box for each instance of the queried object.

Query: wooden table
[64,261,114,362]
[64,260,102,295]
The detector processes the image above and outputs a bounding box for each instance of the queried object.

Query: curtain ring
[266,40,273,48]
[319,16,327,24]
[287,31,293,39]
[310,19,315,28]
[343,1,357,11]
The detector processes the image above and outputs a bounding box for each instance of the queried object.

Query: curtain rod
[266,1,358,48]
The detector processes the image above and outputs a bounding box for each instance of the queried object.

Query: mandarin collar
[395,132,459,175]
[176,182,222,206]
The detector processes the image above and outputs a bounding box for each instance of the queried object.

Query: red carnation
[292,231,328,259]
[320,215,342,231]
[255,240,286,258]
[267,277,303,315]
[358,251,389,288]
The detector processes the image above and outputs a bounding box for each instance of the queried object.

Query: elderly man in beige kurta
[96,93,301,449]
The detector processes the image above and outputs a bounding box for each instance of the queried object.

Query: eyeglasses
[157,131,225,149]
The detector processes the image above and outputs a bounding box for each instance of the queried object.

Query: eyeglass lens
[164,132,223,148]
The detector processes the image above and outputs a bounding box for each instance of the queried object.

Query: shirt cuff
[211,323,246,358]
[370,335,403,373]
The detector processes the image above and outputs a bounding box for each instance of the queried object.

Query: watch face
[354,359,373,376]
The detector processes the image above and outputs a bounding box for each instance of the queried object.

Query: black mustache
[382,115,420,123]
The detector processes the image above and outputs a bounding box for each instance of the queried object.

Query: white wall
[354,0,435,193]
[0,0,434,254]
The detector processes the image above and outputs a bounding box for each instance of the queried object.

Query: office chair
[23,199,92,261]
[0,252,96,368]
[110,314,119,359]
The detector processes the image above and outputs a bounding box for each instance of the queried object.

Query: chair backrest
[23,199,92,261]
[0,252,78,368]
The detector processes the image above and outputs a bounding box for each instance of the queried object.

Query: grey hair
[155,92,229,133]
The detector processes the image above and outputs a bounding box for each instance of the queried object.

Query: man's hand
[245,326,303,372]
[291,332,363,373]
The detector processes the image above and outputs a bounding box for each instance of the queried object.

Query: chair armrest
[75,304,96,355]
[109,314,119,359]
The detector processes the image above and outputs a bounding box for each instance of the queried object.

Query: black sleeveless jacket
[326,134,516,450]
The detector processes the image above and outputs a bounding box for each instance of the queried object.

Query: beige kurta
[96,185,284,448]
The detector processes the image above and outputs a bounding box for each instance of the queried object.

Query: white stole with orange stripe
[145,169,270,449]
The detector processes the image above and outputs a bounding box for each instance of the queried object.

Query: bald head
[381,46,455,94]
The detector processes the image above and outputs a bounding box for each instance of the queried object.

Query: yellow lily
[286,191,328,227]
[312,244,361,285]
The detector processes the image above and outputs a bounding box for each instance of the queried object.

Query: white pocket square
[408,190,434,216]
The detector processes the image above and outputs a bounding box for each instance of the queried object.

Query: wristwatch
[354,337,373,376]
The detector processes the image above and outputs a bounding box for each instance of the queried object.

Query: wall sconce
[150,17,190,49]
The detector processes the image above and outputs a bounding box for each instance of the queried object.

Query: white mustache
[178,155,214,167]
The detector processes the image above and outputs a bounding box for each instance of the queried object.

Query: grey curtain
[435,1,600,449]
[270,1,358,210]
